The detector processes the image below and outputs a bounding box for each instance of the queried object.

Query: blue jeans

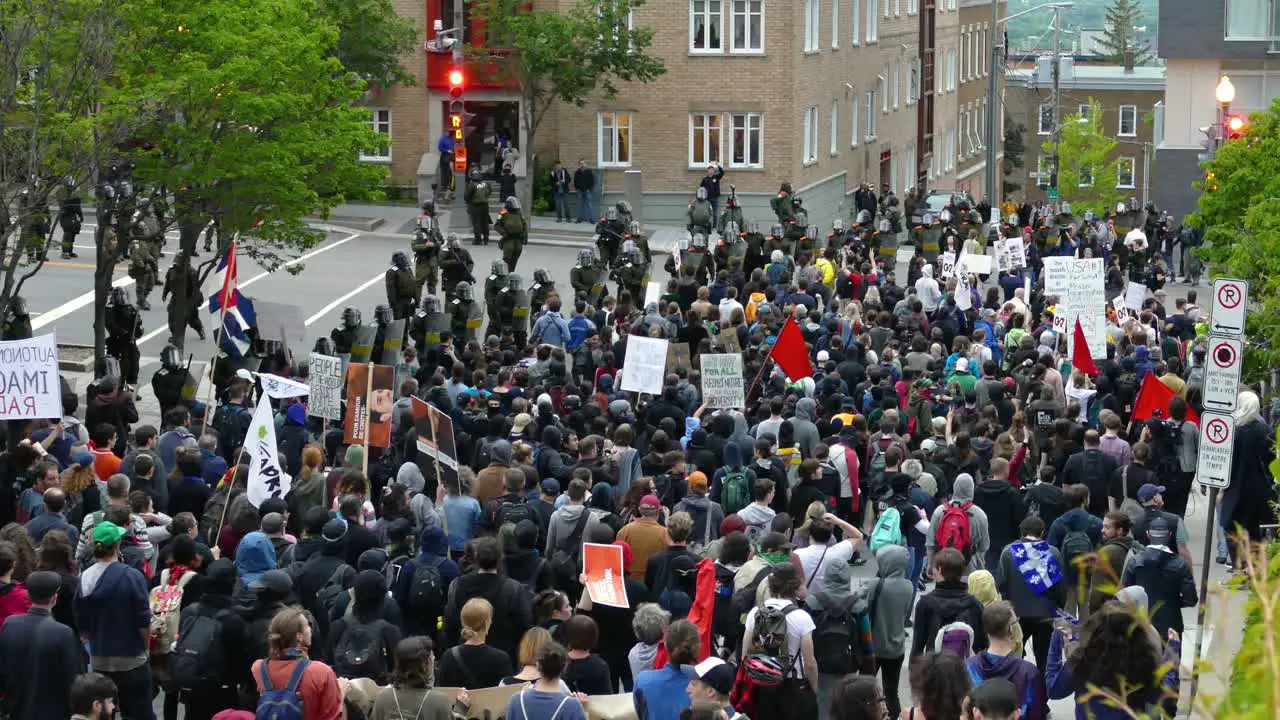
[907,545,926,612]
[577,191,594,222]
[554,190,570,220]
[710,198,720,224]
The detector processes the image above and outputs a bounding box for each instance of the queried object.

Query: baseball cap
[250,569,294,595]
[70,452,94,469]
[687,471,708,494]
[511,413,532,434]
[693,657,736,696]
[322,518,348,544]
[1146,515,1172,540]
[25,571,62,602]
[639,494,661,510]
[921,437,938,453]
[235,369,254,382]
[260,512,285,535]
[759,531,793,553]
[816,350,830,363]
[92,521,126,546]
[540,479,561,495]
[1138,483,1165,504]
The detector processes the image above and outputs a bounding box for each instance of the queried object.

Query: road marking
[306,272,385,326]
[42,260,97,270]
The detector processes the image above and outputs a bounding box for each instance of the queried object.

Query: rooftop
[1005,63,1166,91]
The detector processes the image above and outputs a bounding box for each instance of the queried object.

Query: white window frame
[891,60,900,109]
[1038,103,1053,135]
[830,102,839,155]
[947,125,956,170]
[908,0,917,14]
[598,111,633,167]
[980,28,987,76]
[804,0,820,52]
[883,0,889,19]
[968,29,976,81]
[690,0,723,53]
[689,112,723,167]
[803,106,819,164]
[850,0,861,45]
[908,58,919,104]
[361,108,391,162]
[893,0,900,16]
[946,48,957,92]
[1077,103,1092,124]
[850,90,860,146]
[865,0,878,43]
[865,90,878,139]
[1078,163,1093,187]
[1118,104,1138,136]
[832,0,840,48]
[728,112,763,168]
[961,108,969,158]
[730,0,765,54]
[1117,156,1136,188]
[1036,155,1051,188]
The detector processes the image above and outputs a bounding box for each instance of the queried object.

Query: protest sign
[666,342,692,373]
[643,281,662,309]
[307,353,343,420]
[1125,281,1147,310]
[619,336,668,394]
[252,301,306,353]
[343,363,395,448]
[995,240,1013,272]
[258,372,309,400]
[939,251,956,279]
[1050,258,1106,359]
[1043,257,1071,297]
[700,353,745,409]
[0,333,60,420]
[956,273,973,310]
[584,543,629,608]
[244,400,293,507]
[960,252,992,275]
[413,397,459,493]
[1006,237,1026,269]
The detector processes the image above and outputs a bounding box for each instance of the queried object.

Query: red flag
[1131,373,1200,425]
[1072,318,1099,377]
[771,315,814,380]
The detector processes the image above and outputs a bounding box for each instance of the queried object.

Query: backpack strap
[284,658,310,693]
[549,695,573,720]
[258,660,274,692]
[806,545,830,587]
[450,646,481,689]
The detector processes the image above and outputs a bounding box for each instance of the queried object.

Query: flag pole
[202,241,236,436]
[213,445,247,544]
[362,362,373,477]
[745,315,791,403]
[429,408,444,498]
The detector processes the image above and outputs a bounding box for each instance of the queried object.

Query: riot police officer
[612,241,647,302]
[17,187,50,264]
[372,304,394,360]
[162,254,206,350]
[464,168,491,245]
[623,220,651,265]
[331,307,362,355]
[827,219,848,251]
[1,296,31,341]
[410,295,449,354]
[770,181,796,225]
[743,220,767,275]
[494,196,528,272]
[504,273,531,347]
[683,233,711,286]
[104,287,142,385]
[484,260,508,337]
[450,281,482,343]
[128,231,159,311]
[686,187,714,238]
[715,221,748,272]
[151,345,200,418]
[114,171,137,259]
[718,190,745,236]
[785,195,809,250]
[386,251,418,321]
[530,268,557,314]
[570,248,607,308]
[412,201,443,295]
[595,207,624,267]
[764,222,788,260]
[439,233,475,296]
[57,178,83,259]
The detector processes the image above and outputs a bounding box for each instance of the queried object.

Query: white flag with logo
[244,401,292,507]
[258,372,310,400]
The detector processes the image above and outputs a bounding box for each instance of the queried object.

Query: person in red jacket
[0,540,32,624]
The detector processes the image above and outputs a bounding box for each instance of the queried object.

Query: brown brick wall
[368,0,431,188]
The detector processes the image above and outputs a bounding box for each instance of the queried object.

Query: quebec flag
[207,240,257,358]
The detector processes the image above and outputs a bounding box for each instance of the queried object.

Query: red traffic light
[1226,114,1247,139]
[448,69,464,98]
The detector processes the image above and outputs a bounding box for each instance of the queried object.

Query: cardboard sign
[1124,281,1147,311]
[413,397,459,492]
[700,353,745,409]
[0,333,61,419]
[666,341,692,373]
[618,336,668,394]
[252,300,307,353]
[307,353,343,420]
[342,363,395,448]
[584,543,629,608]
[960,252,992,275]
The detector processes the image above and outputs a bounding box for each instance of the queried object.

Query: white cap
[816,350,830,363]
[235,369,255,381]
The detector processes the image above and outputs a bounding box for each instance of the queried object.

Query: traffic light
[448,68,464,99]
[1226,113,1247,140]
[447,67,467,173]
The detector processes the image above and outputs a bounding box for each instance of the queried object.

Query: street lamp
[1216,75,1235,150]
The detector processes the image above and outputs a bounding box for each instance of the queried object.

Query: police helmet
[374,304,393,324]
[832,219,845,232]
[313,337,335,355]
[108,287,128,306]
[677,235,690,252]
[724,221,741,237]
[469,167,482,179]
[696,187,708,201]
[446,232,461,248]
[508,274,524,292]
[422,296,441,314]
[727,195,739,208]
[805,224,819,239]
[769,223,784,237]
[577,249,596,266]
[118,180,134,197]
[161,345,182,370]
[7,297,27,317]
[392,250,410,269]
[605,207,619,222]
[421,199,436,215]
[617,200,632,215]
[455,281,474,302]
[780,182,793,194]
[792,195,804,207]
[341,306,362,328]
[628,221,642,237]
[533,268,551,284]
[504,196,521,212]
[491,260,508,277]
[692,233,707,249]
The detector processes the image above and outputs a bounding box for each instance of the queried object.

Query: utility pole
[984,0,1001,207]
[1048,4,1063,204]
[449,1,471,232]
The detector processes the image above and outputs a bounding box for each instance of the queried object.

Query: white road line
[305,272,384,325]
[32,276,136,330]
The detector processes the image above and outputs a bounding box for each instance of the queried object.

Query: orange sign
[583,543,629,608]
[452,145,467,173]
[342,363,395,449]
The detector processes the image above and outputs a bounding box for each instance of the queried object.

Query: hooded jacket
[926,474,992,572]
[279,404,308,477]
[74,560,151,670]
[474,440,513,503]
[537,426,573,483]
[709,442,757,506]
[545,504,606,558]
[672,494,725,549]
[1088,534,1139,609]
[442,571,532,659]
[974,479,1027,560]
[393,527,460,635]
[1121,545,1196,637]
[235,531,279,588]
[868,545,915,659]
[326,570,404,681]
[790,399,821,458]
[996,540,1067,620]
[910,577,988,658]
[966,651,1048,720]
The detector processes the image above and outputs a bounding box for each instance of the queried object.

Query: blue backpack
[567,316,591,351]
[256,658,309,720]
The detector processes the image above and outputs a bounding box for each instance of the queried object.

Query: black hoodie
[442,571,533,659]
[910,581,988,657]
[537,426,573,482]
[973,479,1027,558]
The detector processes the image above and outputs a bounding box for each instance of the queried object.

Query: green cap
[92,521,127,546]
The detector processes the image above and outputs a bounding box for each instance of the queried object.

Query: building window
[1077,103,1092,123]
[1078,164,1093,187]
[1038,103,1053,134]
[1226,0,1274,39]
[968,30,976,81]
[893,0,900,15]
[907,59,918,104]
[903,142,916,191]
[865,90,877,138]
[1117,156,1136,188]
[361,109,391,162]
[804,0,820,51]
[850,0,860,44]
[866,0,878,42]
[830,102,839,154]
[689,112,722,166]
[1036,155,1051,187]
[948,125,957,170]
[803,106,819,163]
[831,0,839,47]
[959,31,966,81]
[883,0,889,18]
[731,0,764,52]
[891,60,900,108]
[1118,104,1138,136]
[729,112,763,167]
[598,111,632,166]
[946,48,957,91]
[908,0,917,14]
[979,28,987,75]
[850,91,860,145]
[691,0,722,52]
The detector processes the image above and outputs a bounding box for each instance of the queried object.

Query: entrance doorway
[444,100,520,180]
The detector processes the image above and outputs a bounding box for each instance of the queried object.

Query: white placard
[307,353,343,420]
[995,240,1013,272]
[956,273,973,311]
[1052,258,1106,359]
[259,372,310,399]
[1005,238,1026,270]
[1203,335,1243,413]
[939,251,956,280]
[0,333,61,420]
[960,253,993,275]
[1197,411,1236,489]
[1124,281,1147,311]
[619,336,668,395]
[1043,257,1071,297]
[700,353,745,409]
[1210,278,1249,336]
[245,400,293,507]
[643,281,662,309]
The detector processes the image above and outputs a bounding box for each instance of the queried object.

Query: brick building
[368,0,1004,226]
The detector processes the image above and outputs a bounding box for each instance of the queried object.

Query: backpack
[314,565,351,620]
[721,469,751,515]
[933,621,976,660]
[212,403,250,459]
[256,658,310,720]
[731,565,776,616]
[810,607,860,675]
[868,436,895,478]
[170,609,228,689]
[149,569,196,655]
[935,502,975,558]
[495,498,535,529]
[654,472,684,508]
[817,461,841,501]
[385,555,411,590]
[1117,465,1146,529]
[333,618,392,681]
[550,510,592,589]
[405,557,446,617]
[1059,527,1094,573]
[745,602,800,687]
[868,507,904,551]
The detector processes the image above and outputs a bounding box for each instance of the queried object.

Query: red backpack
[935,502,974,558]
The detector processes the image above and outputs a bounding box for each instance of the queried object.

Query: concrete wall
[605,172,851,228]
[1153,148,1205,220]
[1158,0,1273,60]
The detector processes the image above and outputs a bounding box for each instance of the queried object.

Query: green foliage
[531,157,554,215]
[318,0,419,87]
[1042,99,1123,217]
[1003,118,1026,196]
[1191,99,1280,381]
[1094,0,1154,66]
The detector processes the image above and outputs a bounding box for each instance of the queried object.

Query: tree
[318,0,420,87]
[1191,100,1280,381]
[1003,118,1026,196]
[1042,99,1123,216]
[468,0,666,211]
[1094,0,1154,66]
